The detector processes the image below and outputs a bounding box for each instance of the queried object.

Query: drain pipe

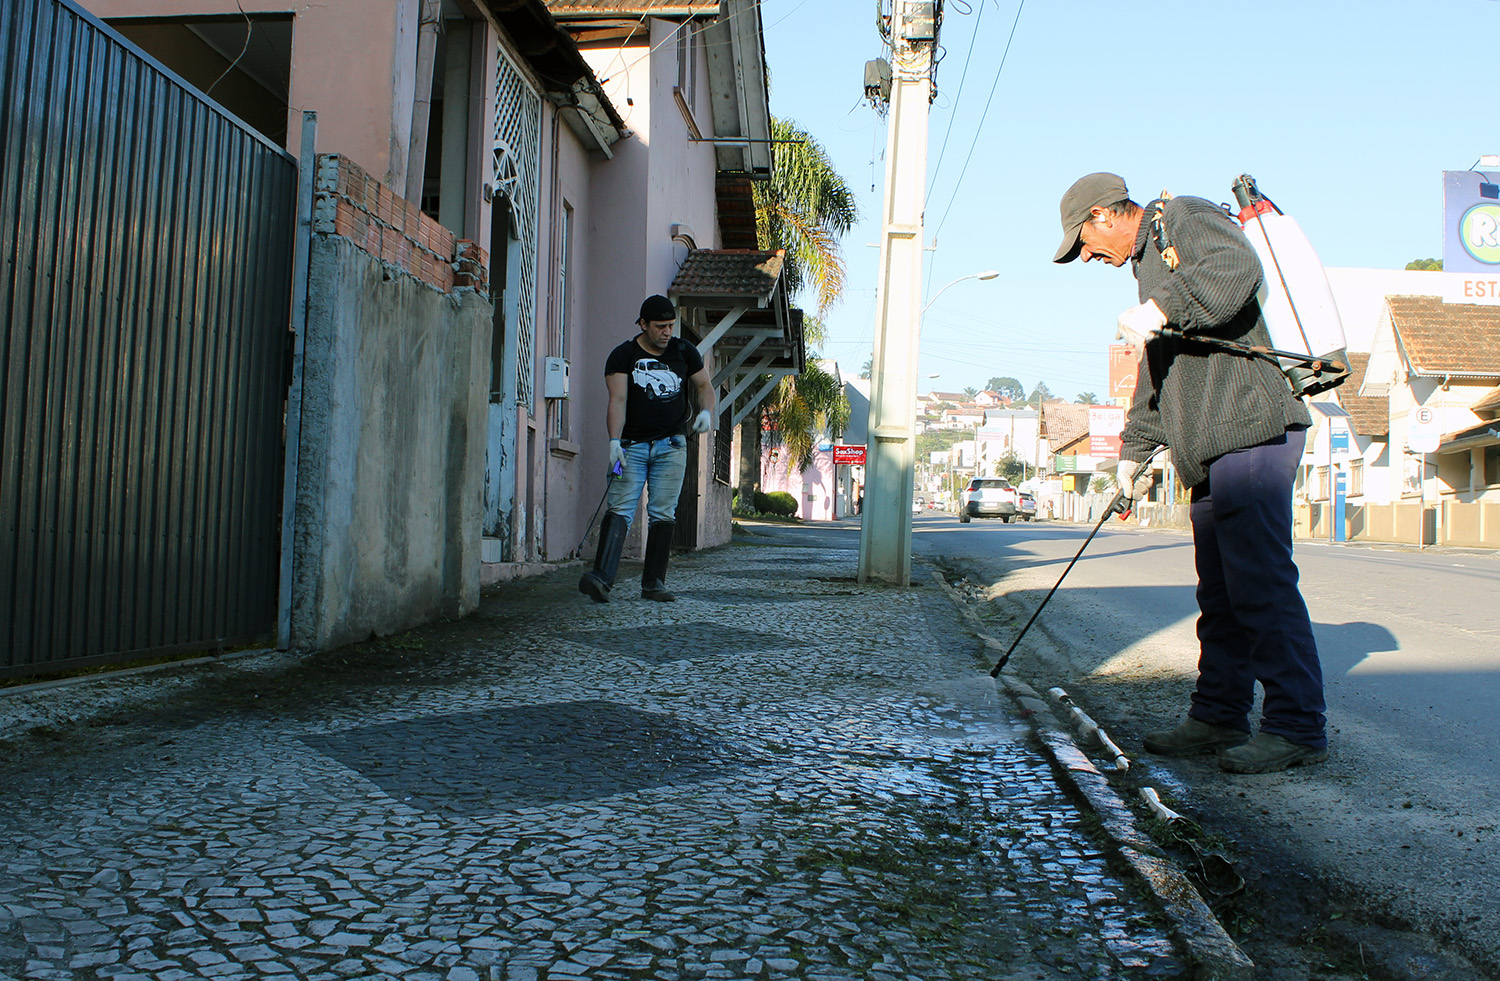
[405,0,443,205]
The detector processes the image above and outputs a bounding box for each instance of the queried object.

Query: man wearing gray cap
[1054,173,1326,774]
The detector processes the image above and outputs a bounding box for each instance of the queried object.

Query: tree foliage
[915,428,968,459]
[962,386,979,400]
[1026,381,1053,407]
[767,359,851,473]
[1405,258,1443,271]
[985,377,1024,401]
[995,451,1026,484]
[1077,392,1098,404]
[740,118,857,501]
[754,118,858,313]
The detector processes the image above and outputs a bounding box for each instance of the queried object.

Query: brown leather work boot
[1142,717,1250,757]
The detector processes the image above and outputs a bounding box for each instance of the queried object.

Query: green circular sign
[1461,204,1500,264]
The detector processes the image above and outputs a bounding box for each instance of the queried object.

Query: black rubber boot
[579,511,628,603]
[641,521,677,601]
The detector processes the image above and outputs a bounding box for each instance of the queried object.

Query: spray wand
[990,445,1165,676]
[573,459,623,559]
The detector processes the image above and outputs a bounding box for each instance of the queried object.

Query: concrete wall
[1141,498,1499,548]
[702,469,735,542]
[1438,501,1500,546]
[293,236,491,649]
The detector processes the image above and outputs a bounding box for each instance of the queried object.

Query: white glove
[691,409,714,433]
[609,439,627,474]
[1120,460,1154,507]
[1116,299,1167,354]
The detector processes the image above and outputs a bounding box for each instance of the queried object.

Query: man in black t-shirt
[579,294,716,603]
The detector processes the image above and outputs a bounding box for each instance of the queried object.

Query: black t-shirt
[605,334,705,441]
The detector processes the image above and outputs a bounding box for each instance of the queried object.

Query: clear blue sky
[761,0,1497,401]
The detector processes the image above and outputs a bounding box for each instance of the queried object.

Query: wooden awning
[669,249,804,427]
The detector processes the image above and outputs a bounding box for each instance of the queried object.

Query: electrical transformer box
[544,357,570,399]
[902,2,936,41]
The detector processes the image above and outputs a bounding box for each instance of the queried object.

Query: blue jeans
[606,436,688,526]
[1188,428,1327,748]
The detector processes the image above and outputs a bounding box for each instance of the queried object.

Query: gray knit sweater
[1121,195,1311,488]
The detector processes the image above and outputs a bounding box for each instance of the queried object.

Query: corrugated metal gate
[1,0,297,678]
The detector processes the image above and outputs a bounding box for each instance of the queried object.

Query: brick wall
[311,154,488,293]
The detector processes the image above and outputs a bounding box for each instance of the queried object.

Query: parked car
[959,477,1018,523]
[912,496,925,513]
[1017,491,1037,521]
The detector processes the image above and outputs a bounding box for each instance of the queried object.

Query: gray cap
[1053,172,1129,263]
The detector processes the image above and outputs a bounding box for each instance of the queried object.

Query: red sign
[832,445,866,465]
[1088,406,1125,459]
[1109,344,1138,398]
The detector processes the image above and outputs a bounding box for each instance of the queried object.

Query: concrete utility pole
[859,0,940,586]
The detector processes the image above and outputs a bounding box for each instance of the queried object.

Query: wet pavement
[0,528,1190,980]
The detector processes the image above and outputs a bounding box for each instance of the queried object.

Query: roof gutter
[482,0,627,149]
[1406,368,1500,380]
[548,5,719,17]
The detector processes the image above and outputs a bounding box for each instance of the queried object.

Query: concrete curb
[929,570,1255,981]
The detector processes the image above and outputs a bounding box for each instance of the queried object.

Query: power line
[927,0,987,193]
[930,0,1025,239]
[599,0,766,86]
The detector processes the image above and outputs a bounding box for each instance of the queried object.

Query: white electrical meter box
[544,357,570,399]
[903,1,936,40]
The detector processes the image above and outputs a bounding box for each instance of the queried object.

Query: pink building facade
[760,446,842,521]
[85,0,785,602]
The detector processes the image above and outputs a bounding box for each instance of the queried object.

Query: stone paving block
[558,622,802,663]
[301,700,751,814]
[0,543,1187,981]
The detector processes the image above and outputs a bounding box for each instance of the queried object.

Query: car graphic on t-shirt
[633,359,681,399]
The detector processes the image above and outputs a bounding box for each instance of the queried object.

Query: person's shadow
[1313,620,1399,678]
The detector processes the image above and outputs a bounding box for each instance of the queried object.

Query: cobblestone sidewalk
[0,534,1187,981]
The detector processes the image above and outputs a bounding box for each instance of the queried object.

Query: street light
[922,270,998,316]
[861,269,997,585]
[921,274,995,507]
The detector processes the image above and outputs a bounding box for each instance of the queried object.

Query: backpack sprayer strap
[1149,192,1180,270]
[1149,192,1312,396]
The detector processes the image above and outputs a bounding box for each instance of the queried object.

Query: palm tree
[1077,392,1098,404]
[754,118,858,314]
[736,117,859,504]
[766,359,851,473]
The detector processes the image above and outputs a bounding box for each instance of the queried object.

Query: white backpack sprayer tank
[1231,175,1350,396]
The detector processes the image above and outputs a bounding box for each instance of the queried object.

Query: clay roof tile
[1387,295,1500,376]
[1336,353,1389,438]
[668,249,785,300]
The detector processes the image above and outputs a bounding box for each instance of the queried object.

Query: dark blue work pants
[1187,429,1327,748]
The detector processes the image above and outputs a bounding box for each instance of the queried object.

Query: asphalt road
[908,510,1500,976]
